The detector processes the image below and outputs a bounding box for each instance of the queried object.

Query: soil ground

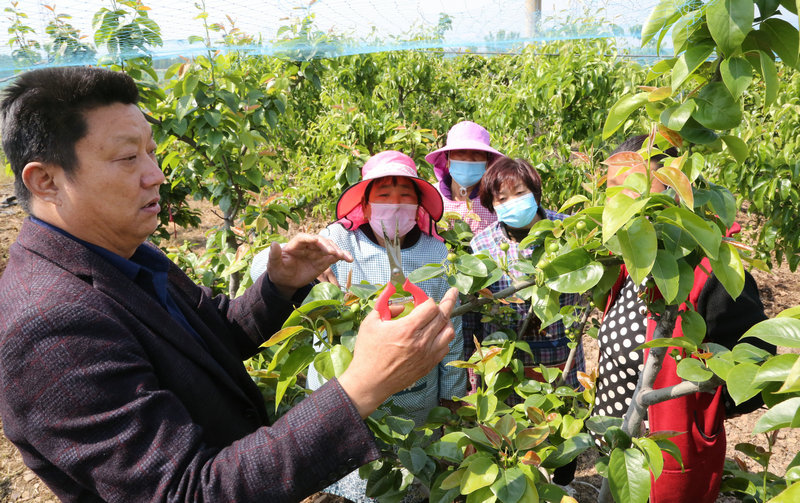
[0,178,798,502]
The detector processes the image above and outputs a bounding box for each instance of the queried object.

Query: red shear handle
[375,280,429,321]
[402,278,429,306]
[375,282,397,321]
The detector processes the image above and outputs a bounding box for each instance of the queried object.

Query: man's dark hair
[611,134,679,165]
[0,67,139,211]
[478,157,543,212]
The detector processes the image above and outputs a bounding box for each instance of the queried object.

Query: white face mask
[368,203,418,239]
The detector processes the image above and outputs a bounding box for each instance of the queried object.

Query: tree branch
[599,304,679,503]
[639,375,723,406]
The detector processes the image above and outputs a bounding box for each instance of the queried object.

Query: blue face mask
[448,160,486,188]
[494,192,539,228]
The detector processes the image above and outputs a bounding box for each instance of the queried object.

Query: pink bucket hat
[425,121,503,182]
[336,150,444,237]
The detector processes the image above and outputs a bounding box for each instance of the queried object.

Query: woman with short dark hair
[471,157,586,389]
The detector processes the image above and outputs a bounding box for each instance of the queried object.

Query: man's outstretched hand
[338,288,459,418]
[266,234,352,298]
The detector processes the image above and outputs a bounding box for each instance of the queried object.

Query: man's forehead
[83,104,153,142]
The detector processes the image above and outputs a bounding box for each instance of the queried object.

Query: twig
[557,301,593,386]
[450,277,539,318]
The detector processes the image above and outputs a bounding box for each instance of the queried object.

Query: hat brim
[425,141,503,181]
[336,176,444,222]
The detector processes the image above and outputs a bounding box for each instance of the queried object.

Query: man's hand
[266,234,352,298]
[338,288,459,418]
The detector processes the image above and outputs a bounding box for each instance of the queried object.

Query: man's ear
[21,162,63,206]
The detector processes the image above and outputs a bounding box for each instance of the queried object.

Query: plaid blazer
[0,219,378,502]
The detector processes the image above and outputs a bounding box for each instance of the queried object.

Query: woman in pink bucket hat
[252,150,466,503]
[425,120,504,234]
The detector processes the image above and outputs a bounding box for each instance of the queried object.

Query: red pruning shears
[375,221,429,321]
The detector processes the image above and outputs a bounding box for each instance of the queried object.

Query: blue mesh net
[0,0,678,73]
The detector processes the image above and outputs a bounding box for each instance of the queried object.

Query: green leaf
[681,310,707,346]
[658,223,696,258]
[608,448,651,503]
[202,108,221,128]
[671,9,701,53]
[303,282,344,303]
[654,166,694,208]
[720,135,748,164]
[426,440,462,464]
[692,82,743,130]
[448,272,474,295]
[280,344,315,379]
[282,299,340,328]
[457,254,489,276]
[636,337,699,352]
[541,249,604,294]
[617,217,657,285]
[707,184,737,229]
[706,0,754,57]
[313,344,353,380]
[641,0,678,47]
[671,42,715,90]
[709,241,745,300]
[431,472,462,503]
[679,117,719,144]
[726,362,766,404]
[778,356,800,393]
[760,18,799,69]
[397,446,429,475]
[759,50,779,108]
[182,73,200,95]
[558,195,590,214]
[461,456,500,494]
[175,94,193,121]
[657,207,722,259]
[260,325,308,348]
[769,481,800,503]
[586,415,624,435]
[633,437,665,479]
[778,306,800,319]
[490,466,527,503]
[653,438,684,468]
[660,100,696,130]
[732,342,772,363]
[753,397,800,434]
[753,353,799,383]
[495,414,517,438]
[707,352,736,380]
[741,318,800,348]
[720,56,754,100]
[602,194,648,243]
[440,468,465,490]
[677,358,714,382]
[515,425,550,450]
[652,250,680,304]
[602,93,650,139]
[408,264,444,283]
[541,433,593,468]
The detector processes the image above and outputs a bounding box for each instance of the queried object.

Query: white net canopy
[1,0,674,72]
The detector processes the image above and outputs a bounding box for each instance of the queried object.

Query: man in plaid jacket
[0,67,457,502]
